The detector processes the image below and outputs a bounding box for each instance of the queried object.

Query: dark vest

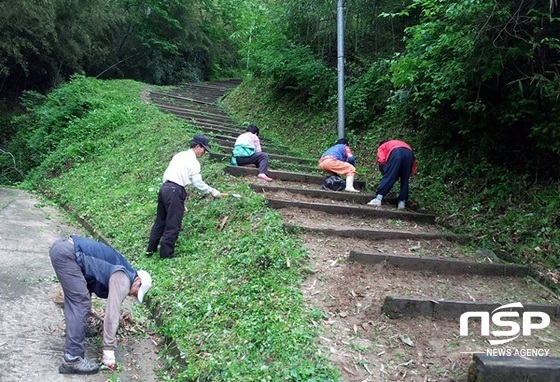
[71,235,137,298]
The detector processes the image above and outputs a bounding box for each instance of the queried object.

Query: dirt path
[0,187,160,382]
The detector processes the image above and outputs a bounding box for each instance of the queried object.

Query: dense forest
[2,0,559,178]
[1,0,559,265]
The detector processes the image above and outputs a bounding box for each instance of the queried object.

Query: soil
[263,179,560,382]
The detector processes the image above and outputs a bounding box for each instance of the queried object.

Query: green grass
[18,76,340,381]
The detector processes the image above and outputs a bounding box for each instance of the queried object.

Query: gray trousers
[235,152,270,174]
[49,237,91,358]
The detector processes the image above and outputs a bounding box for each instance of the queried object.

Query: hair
[246,125,259,135]
[378,139,389,147]
[336,138,349,145]
[189,141,198,149]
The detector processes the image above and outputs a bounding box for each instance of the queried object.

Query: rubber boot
[344,176,359,192]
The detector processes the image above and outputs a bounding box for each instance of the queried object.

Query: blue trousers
[147,181,187,258]
[376,147,415,202]
[49,237,90,358]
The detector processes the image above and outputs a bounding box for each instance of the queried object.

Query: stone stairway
[147,82,560,382]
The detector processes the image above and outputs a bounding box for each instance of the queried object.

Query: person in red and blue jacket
[368,139,417,209]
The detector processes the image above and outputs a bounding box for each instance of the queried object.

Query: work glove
[210,188,222,198]
[102,349,116,370]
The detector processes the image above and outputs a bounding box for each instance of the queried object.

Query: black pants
[147,181,187,258]
[235,152,270,174]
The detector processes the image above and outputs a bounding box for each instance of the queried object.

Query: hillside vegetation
[224,77,560,283]
[7,76,339,381]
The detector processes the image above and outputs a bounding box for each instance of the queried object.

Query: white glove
[102,349,116,370]
[210,188,221,198]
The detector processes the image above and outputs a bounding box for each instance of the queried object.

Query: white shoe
[368,198,382,206]
[398,201,406,210]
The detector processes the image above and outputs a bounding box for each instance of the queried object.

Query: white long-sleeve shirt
[162,149,213,194]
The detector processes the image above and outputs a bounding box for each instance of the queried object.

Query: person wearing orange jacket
[368,139,417,209]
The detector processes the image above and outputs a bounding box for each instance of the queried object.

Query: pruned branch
[0,148,25,179]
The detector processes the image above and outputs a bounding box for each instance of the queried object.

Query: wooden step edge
[153,103,232,121]
[283,223,468,243]
[268,198,435,224]
[224,165,369,188]
[383,296,560,319]
[251,184,414,207]
[468,354,560,382]
[210,153,320,174]
[149,91,216,106]
[214,138,298,156]
[212,144,317,166]
[348,251,529,277]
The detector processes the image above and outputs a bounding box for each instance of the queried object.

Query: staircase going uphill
[148,81,560,382]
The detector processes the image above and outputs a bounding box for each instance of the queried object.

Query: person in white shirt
[230,125,273,182]
[147,134,221,258]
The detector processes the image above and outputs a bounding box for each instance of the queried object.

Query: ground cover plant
[13,76,340,381]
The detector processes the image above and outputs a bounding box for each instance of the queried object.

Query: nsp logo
[459,302,550,345]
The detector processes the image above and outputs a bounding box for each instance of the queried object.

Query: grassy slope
[25,77,339,381]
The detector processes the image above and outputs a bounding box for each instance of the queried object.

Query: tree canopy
[1,0,560,178]
[0,0,243,93]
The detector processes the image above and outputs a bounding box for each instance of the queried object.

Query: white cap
[136,270,152,303]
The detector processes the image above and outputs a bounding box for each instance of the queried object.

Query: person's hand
[210,188,222,198]
[102,349,116,370]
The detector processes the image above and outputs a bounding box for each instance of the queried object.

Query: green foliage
[344,60,393,130]
[0,0,245,94]
[17,78,340,381]
[388,0,560,177]
[5,76,144,183]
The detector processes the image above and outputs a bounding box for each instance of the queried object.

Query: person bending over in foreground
[147,134,221,259]
[318,138,359,192]
[368,139,417,209]
[230,125,273,182]
[49,235,152,374]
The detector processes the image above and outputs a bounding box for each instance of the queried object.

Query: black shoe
[59,356,99,375]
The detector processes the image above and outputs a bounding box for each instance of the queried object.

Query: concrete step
[213,145,316,166]
[149,90,220,105]
[209,152,320,173]
[212,137,297,156]
[161,108,235,126]
[267,198,434,224]
[149,97,230,118]
[283,223,468,242]
[349,251,530,276]
[251,184,399,205]
[383,296,560,319]
[224,165,336,185]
